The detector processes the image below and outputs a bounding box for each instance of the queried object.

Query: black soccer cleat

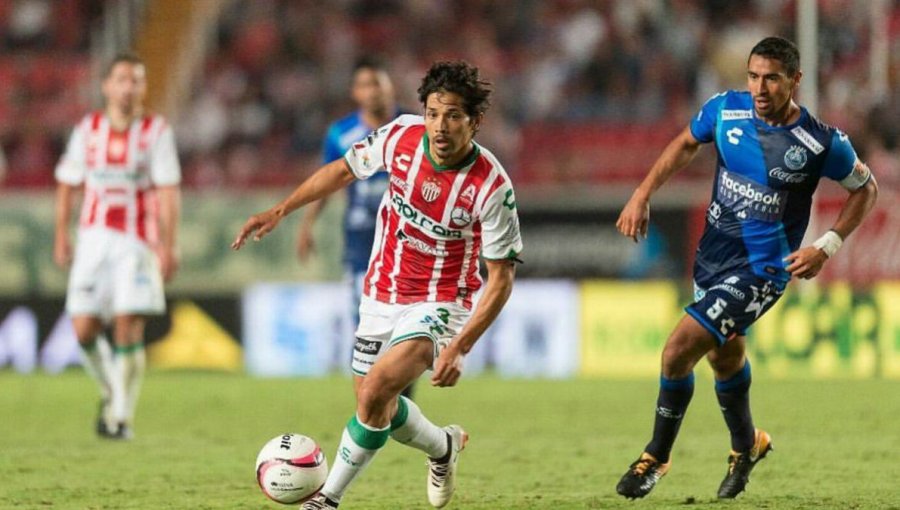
[100,422,133,441]
[95,399,113,437]
[717,428,773,499]
[616,452,671,499]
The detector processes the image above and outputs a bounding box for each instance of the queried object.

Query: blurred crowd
[0,0,101,187]
[1,0,898,189]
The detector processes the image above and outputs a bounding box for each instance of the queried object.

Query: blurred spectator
[2,0,898,189]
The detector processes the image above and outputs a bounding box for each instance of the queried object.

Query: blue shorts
[685,270,784,345]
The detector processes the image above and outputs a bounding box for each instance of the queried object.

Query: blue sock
[715,361,755,452]
[645,373,695,463]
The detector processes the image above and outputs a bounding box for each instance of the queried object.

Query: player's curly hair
[749,37,800,77]
[417,61,492,118]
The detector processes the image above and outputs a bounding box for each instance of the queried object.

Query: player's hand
[784,246,829,279]
[296,225,316,263]
[53,232,72,268]
[232,208,284,250]
[431,343,465,387]
[155,245,180,282]
[616,192,650,243]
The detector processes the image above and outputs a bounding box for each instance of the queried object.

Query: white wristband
[813,230,843,258]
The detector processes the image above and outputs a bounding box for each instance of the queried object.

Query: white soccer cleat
[427,425,468,508]
[299,493,339,509]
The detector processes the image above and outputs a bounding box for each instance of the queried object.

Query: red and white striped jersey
[345,115,523,309]
[55,112,181,244]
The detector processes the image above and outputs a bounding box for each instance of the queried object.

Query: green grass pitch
[1,372,898,509]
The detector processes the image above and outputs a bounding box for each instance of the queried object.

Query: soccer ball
[255,434,328,504]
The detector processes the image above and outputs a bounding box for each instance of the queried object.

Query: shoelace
[429,460,450,485]
[630,457,657,476]
[726,452,752,475]
[303,497,332,510]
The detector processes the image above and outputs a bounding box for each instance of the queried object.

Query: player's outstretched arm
[785,175,878,279]
[156,185,181,281]
[431,258,516,387]
[232,158,355,250]
[616,126,703,242]
[54,183,77,268]
[295,198,328,263]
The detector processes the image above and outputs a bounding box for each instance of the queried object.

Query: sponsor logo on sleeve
[790,126,824,154]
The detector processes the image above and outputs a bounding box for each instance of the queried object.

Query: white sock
[78,334,115,402]
[390,396,448,459]
[111,343,144,425]
[124,345,146,424]
[321,415,390,503]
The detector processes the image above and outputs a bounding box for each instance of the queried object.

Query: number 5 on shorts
[706,298,736,336]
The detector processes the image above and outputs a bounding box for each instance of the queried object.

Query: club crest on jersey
[108,137,127,160]
[783,145,807,171]
[421,177,442,203]
[450,206,472,227]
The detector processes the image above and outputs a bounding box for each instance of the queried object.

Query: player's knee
[356,378,392,415]
[708,351,744,379]
[661,339,701,378]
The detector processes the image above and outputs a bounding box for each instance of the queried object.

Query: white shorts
[65,228,166,320]
[351,295,470,376]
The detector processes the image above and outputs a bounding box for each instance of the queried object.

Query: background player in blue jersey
[295,57,414,399]
[614,37,878,500]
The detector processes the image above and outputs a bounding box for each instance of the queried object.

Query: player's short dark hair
[749,37,800,77]
[103,52,144,78]
[353,55,387,75]
[417,61,492,117]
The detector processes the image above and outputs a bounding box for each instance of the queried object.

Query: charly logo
[450,207,471,227]
[421,177,441,202]
[783,145,807,170]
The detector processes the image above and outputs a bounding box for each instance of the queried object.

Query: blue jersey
[689,90,867,287]
[322,111,394,272]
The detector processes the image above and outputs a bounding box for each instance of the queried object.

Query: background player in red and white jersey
[54,53,181,440]
[233,61,522,509]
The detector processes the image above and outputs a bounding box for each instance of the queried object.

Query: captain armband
[813,230,843,258]
[839,159,872,190]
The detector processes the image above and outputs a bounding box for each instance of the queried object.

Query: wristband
[812,230,843,258]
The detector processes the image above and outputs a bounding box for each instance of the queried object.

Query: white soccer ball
[255,434,328,504]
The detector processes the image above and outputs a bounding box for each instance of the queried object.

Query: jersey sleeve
[689,92,728,143]
[479,182,523,260]
[821,130,871,190]
[150,125,182,186]
[344,118,403,180]
[54,123,87,185]
[321,123,343,164]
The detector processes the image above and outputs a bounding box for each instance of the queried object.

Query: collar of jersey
[750,105,808,131]
[422,133,480,171]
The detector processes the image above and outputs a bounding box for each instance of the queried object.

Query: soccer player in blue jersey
[296,57,414,399]
[614,37,878,499]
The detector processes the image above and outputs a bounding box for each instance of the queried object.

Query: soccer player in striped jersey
[295,57,414,399]
[615,37,878,499]
[54,54,181,440]
[233,61,522,509]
